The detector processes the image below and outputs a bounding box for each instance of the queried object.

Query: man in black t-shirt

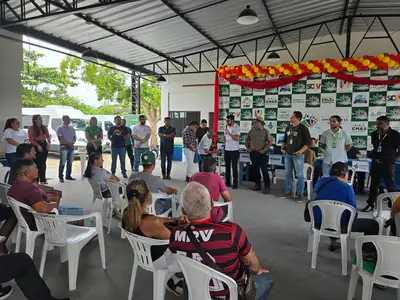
[363,116,400,212]
[158,117,176,180]
[280,111,311,201]
[196,119,209,144]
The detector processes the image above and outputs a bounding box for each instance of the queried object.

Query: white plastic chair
[106,180,127,237]
[150,193,173,217]
[7,197,45,258]
[120,226,171,300]
[0,166,10,184]
[348,166,357,186]
[213,201,233,222]
[292,163,315,200]
[0,182,10,204]
[308,200,357,276]
[347,235,400,300]
[374,192,400,235]
[175,254,238,300]
[33,211,106,291]
[90,181,112,226]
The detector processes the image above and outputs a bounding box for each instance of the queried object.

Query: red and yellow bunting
[217,53,400,79]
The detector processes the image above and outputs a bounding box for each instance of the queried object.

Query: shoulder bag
[304,178,337,222]
[185,226,256,300]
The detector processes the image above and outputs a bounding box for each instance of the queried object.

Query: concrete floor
[6,155,396,300]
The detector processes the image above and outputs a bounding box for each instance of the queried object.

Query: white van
[22,106,88,153]
[89,115,115,152]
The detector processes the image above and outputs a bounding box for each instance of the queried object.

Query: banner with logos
[218,69,400,153]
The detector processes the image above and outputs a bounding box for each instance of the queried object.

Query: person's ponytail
[125,178,151,232]
[84,152,102,178]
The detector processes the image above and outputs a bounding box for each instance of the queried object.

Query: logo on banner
[292,96,305,105]
[353,94,368,104]
[265,96,278,105]
[279,85,291,93]
[321,96,335,104]
[301,114,319,128]
[306,83,321,90]
[387,107,400,121]
[264,108,277,120]
[351,123,367,135]
[265,121,276,132]
[352,136,367,150]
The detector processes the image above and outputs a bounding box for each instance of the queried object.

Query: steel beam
[339,0,350,35]
[345,0,361,56]
[159,0,230,56]
[378,16,400,53]
[9,25,156,75]
[131,72,140,114]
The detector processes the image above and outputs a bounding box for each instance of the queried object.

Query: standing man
[131,115,151,172]
[85,116,103,156]
[281,111,311,200]
[158,117,176,180]
[107,116,129,178]
[221,115,240,189]
[122,119,134,171]
[56,115,76,183]
[182,121,198,182]
[198,130,217,172]
[363,116,400,212]
[196,119,209,144]
[245,116,273,194]
[320,115,352,177]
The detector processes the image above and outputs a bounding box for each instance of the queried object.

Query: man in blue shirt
[158,117,176,180]
[313,162,379,252]
[107,116,129,178]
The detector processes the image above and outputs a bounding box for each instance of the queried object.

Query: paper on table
[352,160,369,173]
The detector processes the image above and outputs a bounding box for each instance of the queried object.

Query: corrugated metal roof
[1,0,399,74]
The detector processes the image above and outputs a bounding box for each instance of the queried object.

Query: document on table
[269,155,283,165]
[351,160,369,173]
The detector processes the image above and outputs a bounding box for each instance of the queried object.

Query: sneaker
[329,243,341,252]
[40,180,48,185]
[166,278,184,296]
[263,187,270,194]
[167,175,171,180]
[279,193,292,198]
[59,178,64,183]
[185,176,190,183]
[123,174,128,179]
[65,177,75,181]
[252,184,261,191]
[0,286,13,300]
[362,204,374,212]
[232,184,238,189]
[162,175,167,180]
[294,195,305,202]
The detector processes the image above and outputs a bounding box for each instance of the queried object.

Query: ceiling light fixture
[156,75,166,82]
[267,51,280,61]
[237,5,259,25]
[81,48,98,62]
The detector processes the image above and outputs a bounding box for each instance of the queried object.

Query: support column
[131,71,141,114]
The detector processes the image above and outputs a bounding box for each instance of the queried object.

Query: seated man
[129,150,178,214]
[197,130,217,172]
[8,144,62,202]
[169,182,274,300]
[313,162,379,252]
[190,157,232,202]
[8,159,60,230]
[0,252,70,300]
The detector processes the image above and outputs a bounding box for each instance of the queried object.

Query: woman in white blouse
[2,118,28,166]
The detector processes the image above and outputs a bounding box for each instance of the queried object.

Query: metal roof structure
[1,0,400,75]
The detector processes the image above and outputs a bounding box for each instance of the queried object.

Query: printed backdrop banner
[217,70,400,152]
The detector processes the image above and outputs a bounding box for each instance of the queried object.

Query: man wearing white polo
[320,115,352,177]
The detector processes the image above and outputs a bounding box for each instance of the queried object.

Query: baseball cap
[140,150,156,166]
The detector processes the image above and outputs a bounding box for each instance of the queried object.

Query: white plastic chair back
[377,192,400,219]
[149,192,173,216]
[91,181,103,200]
[213,202,233,222]
[309,200,356,238]
[0,182,10,205]
[0,167,10,183]
[347,166,356,186]
[32,213,71,246]
[106,180,127,209]
[355,236,400,288]
[292,163,314,180]
[123,228,169,272]
[175,254,238,300]
[7,197,34,231]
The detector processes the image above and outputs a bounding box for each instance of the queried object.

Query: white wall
[0,29,23,152]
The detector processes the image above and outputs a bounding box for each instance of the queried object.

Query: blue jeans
[5,153,19,167]
[111,147,126,176]
[284,154,305,195]
[155,197,180,215]
[59,146,74,179]
[322,162,332,178]
[254,273,274,300]
[134,148,149,172]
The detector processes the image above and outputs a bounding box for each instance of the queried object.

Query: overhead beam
[0,0,141,27]
[9,25,156,75]
[345,0,361,56]
[159,0,230,56]
[339,0,350,35]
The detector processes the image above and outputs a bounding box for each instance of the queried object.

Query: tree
[140,78,161,147]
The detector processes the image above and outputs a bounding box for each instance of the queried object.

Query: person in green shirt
[122,119,134,171]
[85,117,103,156]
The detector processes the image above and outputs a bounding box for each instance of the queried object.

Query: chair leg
[11,228,17,244]
[98,231,106,269]
[128,261,138,300]
[361,277,373,300]
[292,180,297,197]
[15,227,21,253]
[311,231,320,269]
[307,180,312,200]
[340,235,348,276]
[397,287,400,300]
[153,270,168,300]
[25,235,34,258]
[60,246,68,263]
[347,267,359,300]
[67,245,81,291]
[39,241,49,277]
[107,202,113,234]
[307,230,313,253]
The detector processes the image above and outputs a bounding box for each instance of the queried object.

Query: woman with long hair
[84,152,120,198]
[123,178,184,295]
[85,117,103,156]
[28,115,51,184]
[2,118,28,166]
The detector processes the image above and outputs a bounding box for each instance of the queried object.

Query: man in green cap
[129,150,178,214]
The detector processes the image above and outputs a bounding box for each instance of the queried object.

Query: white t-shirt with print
[131,124,151,148]
[198,134,212,155]
[2,129,27,153]
[225,125,240,151]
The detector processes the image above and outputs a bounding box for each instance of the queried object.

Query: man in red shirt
[190,157,232,202]
[169,182,273,300]
[8,159,60,230]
